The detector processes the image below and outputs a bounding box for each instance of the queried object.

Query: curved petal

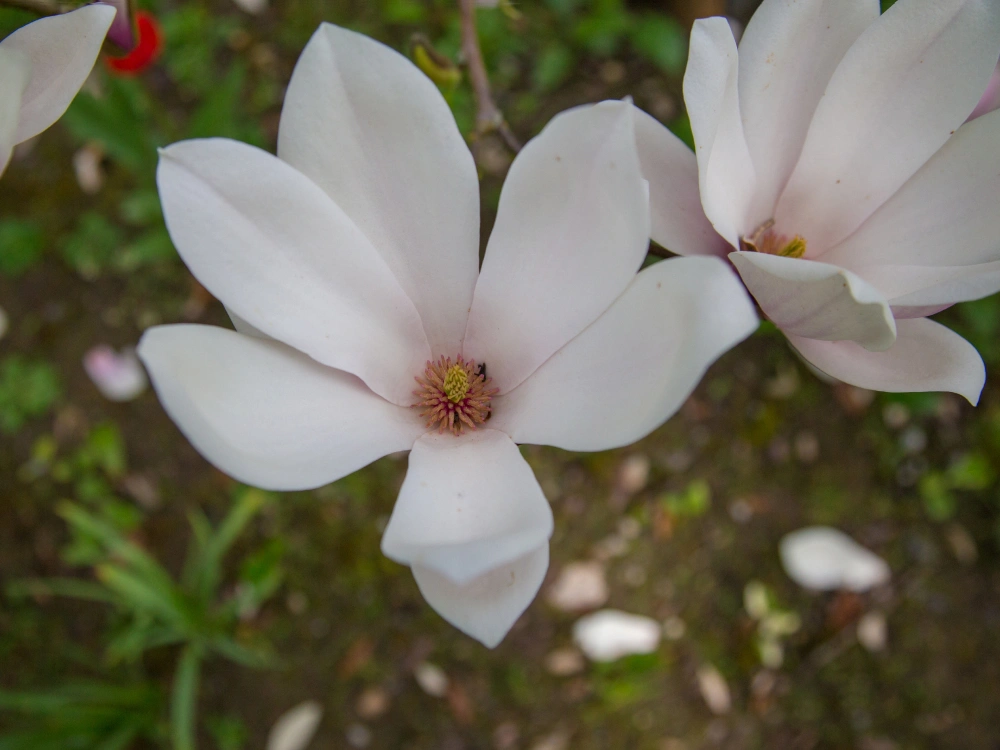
[738,0,879,225]
[730,251,896,351]
[632,106,728,257]
[682,17,756,247]
[776,0,1000,251]
[381,429,553,585]
[822,109,1000,270]
[412,546,549,649]
[137,325,425,491]
[463,101,650,393]
[0,4,115,144]
[492,257,758,451]
[788,317,985,405]
[277,23,479,358]
[156,138,430,405]
[0,48,29,176]
[855,261,1000,308]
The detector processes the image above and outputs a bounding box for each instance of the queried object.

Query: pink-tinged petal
[412,546,549,649]
[137,325,424,491]
[464,101,650,393]
[969,60,1000,120]
[854,262,1000,309]
[492,257,758,451]
[381,430,553,585]
[776,0,1000,252]
[0,48,29,176]
[682,17,756,247]
[737,0,879,225]
[96,0,134,50]
[632,105,728,257]
[731,251,896,351]
[788,318,985,405]
[83,344,147,401]
[0,5,115,144]
[277,23,479,358]
[822,109,1000,270]
[156,139,430,406]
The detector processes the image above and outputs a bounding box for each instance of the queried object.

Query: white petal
[788,317,985,405]
[572,609,661,662]
[737,0,879,224]
[412,545,549,649]
[0,5,115,144]
[83,344,147,402]
[493,257,758,451]
[0,47,29,176]
[822,109,1000,271]
[277,23,479,358]
[632,105,729,257]
[156,139,430,405]
[776,0,1000,251]
[779,526,890,592]
[137,325,424,491]
[266,701,323,750]
[730,251,896,351]
[855,261,1000,309]
[464,101,650,393]
[381,429,553,584]
[682,17,756,247]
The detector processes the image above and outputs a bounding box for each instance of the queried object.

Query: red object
[105,12,162,75]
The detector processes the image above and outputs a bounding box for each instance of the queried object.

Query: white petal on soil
[737,0,879,225]
[83,344,148,402]
[779,526,890,592]
[156,139,430,406]
[696,664,732,715]
[463,100,650,394]
[730,251,895,351]
[277,23,480,358]
[232,0,268,14]
[682,17,756,247]
[572,609,661,662]
[266,701,323,750]
[546,561,609,613]
[856,611,887,652]
[787,318,985,405]
[412,545,549,649]
[632,105,729,257]
[138,325,424,491]
[0,5,115,144]
[492,257,757,451]
[0,48,29,176]
[776,0,1000,252]
[381,430,553,584]
[413,662,449,698]
[821,109,1000,274]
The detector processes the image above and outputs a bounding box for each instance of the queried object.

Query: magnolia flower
[638,0,1000,403]
[138,23,758,647]
[0,4,115,176]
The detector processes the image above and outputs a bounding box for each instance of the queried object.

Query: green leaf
[919,472,956,522]
[5,577,123,606]
[194,489,268,602]
[58,212,125,280]
[0,357,62,434]
[533,42,575,92]
[630,13,686,75]
[946,453,995,491]
[0,220,44,277]
[96,564,189,628]
[171,645,204,750]
[62,78,157,171]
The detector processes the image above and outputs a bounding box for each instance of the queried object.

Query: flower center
[739,219,807,259]
[413,355,499,435]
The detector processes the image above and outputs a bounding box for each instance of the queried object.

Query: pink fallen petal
[83,344,148,401]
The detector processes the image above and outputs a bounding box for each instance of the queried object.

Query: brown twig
[458,0,521,152]
[0,0,68,15]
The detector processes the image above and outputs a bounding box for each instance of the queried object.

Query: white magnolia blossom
[637,0,1000,404]
[138,23,758,647]
[779,526,891,592]
[0,4,115,177]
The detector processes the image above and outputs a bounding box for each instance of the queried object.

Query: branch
[458,0,521,152]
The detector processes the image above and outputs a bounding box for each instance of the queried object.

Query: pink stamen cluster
[413,355,499,435]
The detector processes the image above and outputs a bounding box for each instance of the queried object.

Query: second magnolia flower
[138,23,758,646]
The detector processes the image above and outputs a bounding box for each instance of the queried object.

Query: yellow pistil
[739,219,807,259]
[443,364,470,403]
